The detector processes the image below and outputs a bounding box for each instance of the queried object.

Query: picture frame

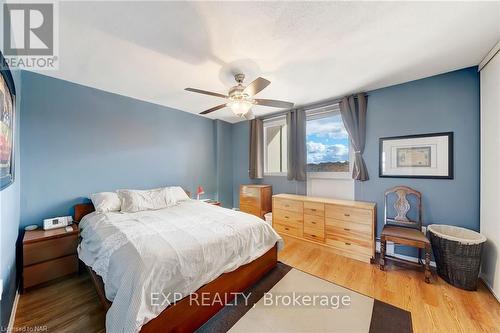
[0,55,16,191]
[379,132,453,179]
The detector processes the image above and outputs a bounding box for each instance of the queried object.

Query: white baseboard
[7,289,20,331]
[375,239,436,268]
[479,273,500,302]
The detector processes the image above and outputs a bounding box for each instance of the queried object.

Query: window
[263,116,287,175]
[306,107,351,176]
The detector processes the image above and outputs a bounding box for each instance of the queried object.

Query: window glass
[306,112,349,172]
[264,119,287,174]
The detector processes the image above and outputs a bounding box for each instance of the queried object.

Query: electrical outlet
[377,240,394,255]
[387,242,395,255]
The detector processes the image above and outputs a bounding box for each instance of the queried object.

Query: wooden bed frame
[74,203,278,332]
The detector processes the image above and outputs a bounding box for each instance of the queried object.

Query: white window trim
[306,105,354,180]
[263,115,287,177]
[265,172,288,177]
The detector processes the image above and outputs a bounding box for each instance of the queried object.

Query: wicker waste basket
[428,224,486,290]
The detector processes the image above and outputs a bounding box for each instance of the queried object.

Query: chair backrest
[384,186,422,230]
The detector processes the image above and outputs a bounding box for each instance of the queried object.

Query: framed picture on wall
[379,132,453,179]
[0,66,16,190]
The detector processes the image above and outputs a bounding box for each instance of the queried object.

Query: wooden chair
[379,186,431,283]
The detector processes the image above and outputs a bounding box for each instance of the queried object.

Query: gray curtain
[339,93,369,181]
[287,110,307,181]
[249,118,264,179]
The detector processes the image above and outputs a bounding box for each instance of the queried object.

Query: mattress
[78,200,282,333]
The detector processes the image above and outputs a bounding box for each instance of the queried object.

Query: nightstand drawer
[23,254,78,289]
[24,234,78,266]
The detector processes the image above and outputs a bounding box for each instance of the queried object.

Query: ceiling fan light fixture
[186,73,294,117]
[229,99,253,116]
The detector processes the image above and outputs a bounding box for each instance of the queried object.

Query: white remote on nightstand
[65,226,73,232]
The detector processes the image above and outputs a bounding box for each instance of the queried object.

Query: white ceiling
[34,1,500,123]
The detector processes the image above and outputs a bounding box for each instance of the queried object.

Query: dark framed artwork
[0,54,16,190]
[379,132,453,179]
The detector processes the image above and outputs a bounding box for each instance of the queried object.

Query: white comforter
[78,200,283,333]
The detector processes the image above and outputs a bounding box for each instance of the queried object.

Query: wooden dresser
[22,225,79,290]
[240,185,272,219]
[273,194,376,263]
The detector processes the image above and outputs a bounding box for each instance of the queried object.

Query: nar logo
[1,2,58,69]
[3,3,53,55]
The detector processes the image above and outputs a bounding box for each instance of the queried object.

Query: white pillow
[117,187,176,213]
[169,186,191,201]
[90,192,121,213]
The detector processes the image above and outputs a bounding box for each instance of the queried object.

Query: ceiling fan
[185,74,294,120]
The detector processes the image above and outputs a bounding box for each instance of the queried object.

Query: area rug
[197,262,412,333]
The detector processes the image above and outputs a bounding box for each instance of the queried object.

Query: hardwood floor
[14,274,106,333]
[14,236,500,333]
[279,236,500,333]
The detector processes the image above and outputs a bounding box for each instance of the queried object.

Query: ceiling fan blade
[185,88,227,99]
[199,104,227,115]
[243,109,255,120]
[243,77,270,96]
[255,99,294,108]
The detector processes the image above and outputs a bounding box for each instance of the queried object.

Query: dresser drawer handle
[285,204,290,208]
[344,228,350,231]
[284,216,289,219]
[345,242,351,246]
[285,227,290,231]
[311,208,316,211]
[311,234,317,237]
[344,213,351,217]
[311,221,316,225]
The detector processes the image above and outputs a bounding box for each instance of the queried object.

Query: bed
[74,199,282,333]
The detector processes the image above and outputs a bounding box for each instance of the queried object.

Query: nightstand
[22,224,79,291]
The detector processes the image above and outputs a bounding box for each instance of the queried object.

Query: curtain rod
[258,93,368,121]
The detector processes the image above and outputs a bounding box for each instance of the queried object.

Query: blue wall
[231,121,306,207]
[356,67,480,254]
[0,69,21,329]
[19,71,226,227]
[215,120,233,208]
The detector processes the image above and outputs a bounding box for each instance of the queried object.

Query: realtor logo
[4,3,53,55]
[1,2,58,69]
